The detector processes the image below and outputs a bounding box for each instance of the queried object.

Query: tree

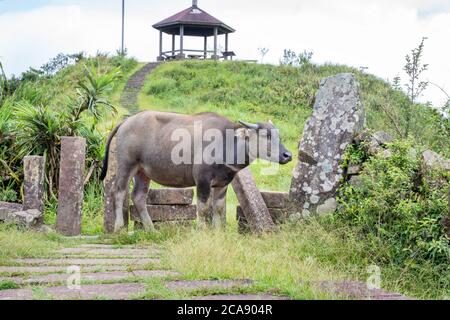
[403,37,429,136]
[258,47,269,64]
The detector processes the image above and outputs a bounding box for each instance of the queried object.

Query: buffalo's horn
[239,121,259,130]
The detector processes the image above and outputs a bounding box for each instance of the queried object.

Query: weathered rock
[316,198,338,216]
[130,205,197,223]
[237,206,288,233]
[23,156,45,220]
[290,73,365,216]
[147,188,194,205]
[56,137,86,236]
[260,192,289,208]
[103,136,129,234]
[0,202,23,220]
[422,150,450,171]
[372,131,394,146]
[349,175,364,188]
[347,165,361,176]
[1,209,42,229]
[232,168,275,233]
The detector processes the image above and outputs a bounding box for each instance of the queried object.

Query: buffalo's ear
[235,128,251,139]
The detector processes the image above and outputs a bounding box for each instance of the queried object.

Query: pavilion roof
[153,4,235,37]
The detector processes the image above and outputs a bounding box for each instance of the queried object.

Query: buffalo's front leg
[196,181,212,228]
[132,170,155,232]
[212,186,228,229]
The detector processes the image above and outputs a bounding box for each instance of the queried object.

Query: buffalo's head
[237,120,292,165]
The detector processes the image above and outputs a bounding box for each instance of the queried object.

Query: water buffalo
[100,111,292,232]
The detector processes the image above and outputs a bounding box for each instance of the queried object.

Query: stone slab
[4,270,179,285]
[237,206,288,233]
[232,168,275,233]
[0,265,129,274]
[130,205,197,223]
[13,258,159,266]
[0,202,23,220]
[315,281,412,300]
[147,188,194,205]
[56,248,157,257]
[0,283,146,300]
[260,192,289,209]
[166,279,253,291]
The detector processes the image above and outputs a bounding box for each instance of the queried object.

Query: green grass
[0,59,447,300]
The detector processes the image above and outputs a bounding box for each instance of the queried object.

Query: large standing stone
[23,156,45,223]
[290,73,365,216]
[103,136,129,234]
[56,137,86,236]
[231,168,275,233]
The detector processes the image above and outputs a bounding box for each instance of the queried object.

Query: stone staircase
[120,62,161,114]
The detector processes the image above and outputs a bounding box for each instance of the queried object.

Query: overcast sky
[0,0,449,107]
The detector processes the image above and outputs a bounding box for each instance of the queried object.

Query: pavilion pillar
[213,27,218,60]
[158,30,163,60]
[204,36,208,59]
[179,25,184,59]
[172,34,176,56]
[225,33,229,60]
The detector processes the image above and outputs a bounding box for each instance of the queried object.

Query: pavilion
[152,0,236,61]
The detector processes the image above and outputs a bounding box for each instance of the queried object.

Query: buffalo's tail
[100,123,123,181]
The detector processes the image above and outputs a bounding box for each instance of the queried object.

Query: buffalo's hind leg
[196,180,212,228]
[212,186,228,229]
[114,165,136,233]
[132,170,155,232]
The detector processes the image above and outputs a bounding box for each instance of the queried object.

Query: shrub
[336,141,449,266]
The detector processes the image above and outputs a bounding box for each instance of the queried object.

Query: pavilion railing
[160,49,220,60]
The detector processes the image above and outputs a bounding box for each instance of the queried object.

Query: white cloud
[0,0,449,107]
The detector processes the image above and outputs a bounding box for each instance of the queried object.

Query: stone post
[289,73,365,218]
[56,137,86,236]
[231,168,275,233]
[23,156,45,224]
[103,137,129,234]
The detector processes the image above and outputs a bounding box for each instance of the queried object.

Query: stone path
[120,62,161,114]
[0,243,411,300]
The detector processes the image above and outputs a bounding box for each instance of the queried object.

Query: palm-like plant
[12,101,68,197]
[69,66,120,131]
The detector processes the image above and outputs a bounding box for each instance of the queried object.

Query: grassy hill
[0,56,448,299]
[137,60,448,192]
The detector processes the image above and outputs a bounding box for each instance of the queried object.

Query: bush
[336,141,449,266]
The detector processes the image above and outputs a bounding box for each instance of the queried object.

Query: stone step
[12,258,159,266]
[0,265,130,274]
[0,283,147,300]
[3,270,179,285]
[166,279,253,291]
[315,281,412,300]
[56,247,159,257]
